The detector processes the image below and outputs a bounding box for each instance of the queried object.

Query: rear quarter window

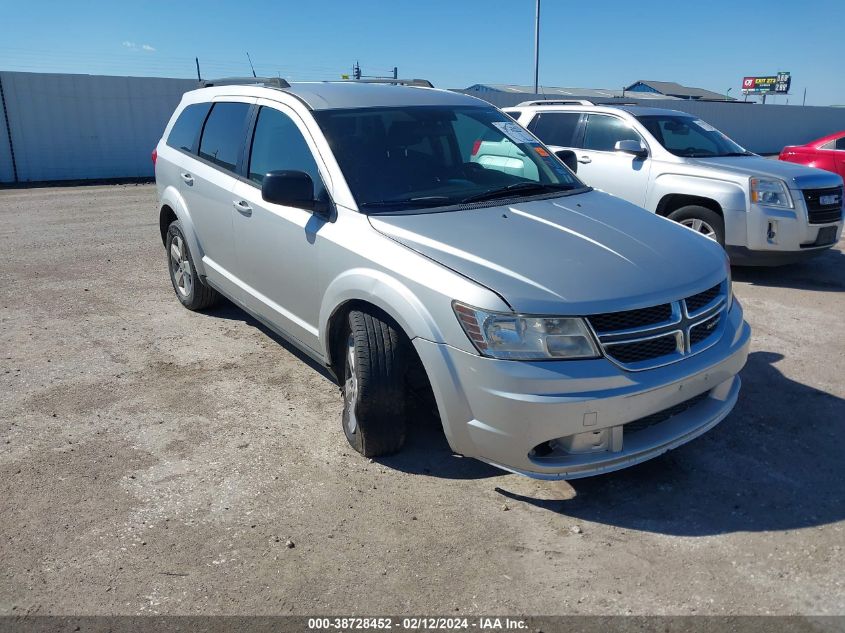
[166,103,211,153]
[527,112,581,147]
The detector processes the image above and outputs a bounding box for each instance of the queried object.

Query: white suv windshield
[637,114,752,158]
[315,106,584,213]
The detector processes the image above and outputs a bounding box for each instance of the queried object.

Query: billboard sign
[742,72,791,94]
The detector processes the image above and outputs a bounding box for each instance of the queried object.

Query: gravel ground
[0,184,843,616]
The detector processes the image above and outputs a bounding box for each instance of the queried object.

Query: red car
[779,131,845,179]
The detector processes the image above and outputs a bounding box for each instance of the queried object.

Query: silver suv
[154,78,750,479]
[499,101,844,265]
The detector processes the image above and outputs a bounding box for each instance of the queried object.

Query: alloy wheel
[343,333,358,435]
[169,234,193,297]
[680,218,718,241]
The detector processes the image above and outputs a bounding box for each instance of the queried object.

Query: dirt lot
[1,184,843,616]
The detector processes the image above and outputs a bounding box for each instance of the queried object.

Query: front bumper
[725,197,842,264]
[414,301,751,479]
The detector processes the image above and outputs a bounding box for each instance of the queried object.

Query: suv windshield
[637,114,752,158]
[314,105,584,213]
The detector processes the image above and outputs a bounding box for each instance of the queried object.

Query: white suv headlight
[750,177,793,209]
[453,302,600,360]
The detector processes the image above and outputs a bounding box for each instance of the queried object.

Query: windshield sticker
[694,119,718,133]
[539,153,571,177]
[492,121,538,145]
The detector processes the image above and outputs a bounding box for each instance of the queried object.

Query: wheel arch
[647,173,746,219]
[655,193,724,218]
[319,269,446,379]
[158,185,207,278]
[159,205,177,244]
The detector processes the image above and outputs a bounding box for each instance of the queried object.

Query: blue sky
[2,0,844,106]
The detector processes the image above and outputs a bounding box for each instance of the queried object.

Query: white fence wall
[0,71,195,183]
[2,73,845,183]
[633,100,845,155]
[457,91,845,155]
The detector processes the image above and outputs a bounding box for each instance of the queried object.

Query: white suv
[497,101,844,265]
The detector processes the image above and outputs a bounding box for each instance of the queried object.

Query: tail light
[471,139,482,156]
[151,148,157,166]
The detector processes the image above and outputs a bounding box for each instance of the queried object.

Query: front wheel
[668,205,726,247]
[341,310,408,457]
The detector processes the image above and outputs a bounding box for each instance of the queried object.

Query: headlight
[453,302,600,360]
[750,177,793,209]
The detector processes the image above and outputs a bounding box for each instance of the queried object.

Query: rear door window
[527,112,582,147]
[198,102,251,172]
[166,103,211,153]
[836,137,845,150]
[582,114,642,152]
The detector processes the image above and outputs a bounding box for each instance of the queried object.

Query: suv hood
[692,155,843,190]
[370,191,727,315]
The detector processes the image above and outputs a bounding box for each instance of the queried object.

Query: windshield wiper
[460,182,573,204]
[359,196,452,211]
[718,151,754,157]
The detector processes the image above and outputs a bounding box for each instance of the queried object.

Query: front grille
[625,391,710,434]
[690,314,721,345]
[803,186,843,225]
[586,303,672,333]
[685,284,721,314]
[588,282,727,370]
[605,334,678,365]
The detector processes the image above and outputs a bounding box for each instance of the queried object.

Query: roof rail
[516,99,594,107]
[199,76,291,89]
[348,78,434,88]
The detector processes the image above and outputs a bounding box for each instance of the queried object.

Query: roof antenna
[246,52,257,78]
[195,57,202,81]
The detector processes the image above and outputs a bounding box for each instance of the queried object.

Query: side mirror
[614,140,648,159]
[261,170,315,210]
[554,149,578,173]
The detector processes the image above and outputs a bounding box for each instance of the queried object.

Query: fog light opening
[529,441,555,458]
[767,220,778,243]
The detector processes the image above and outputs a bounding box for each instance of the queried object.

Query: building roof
[463,84,680,101]
[625,80,733,101]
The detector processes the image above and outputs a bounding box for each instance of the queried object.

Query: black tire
[165,221,220,311]
[341,310,408,457]
[667,205,726,247]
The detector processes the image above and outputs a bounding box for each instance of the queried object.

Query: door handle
[233,200,252,216]
[180,172,194,185]
[577,156,592,164]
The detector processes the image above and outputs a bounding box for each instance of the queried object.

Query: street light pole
[533,0,540,94]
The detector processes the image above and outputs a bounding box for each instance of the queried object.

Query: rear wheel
[166,221,220,310]
[341,310,408,457]
[668,205,725,247]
